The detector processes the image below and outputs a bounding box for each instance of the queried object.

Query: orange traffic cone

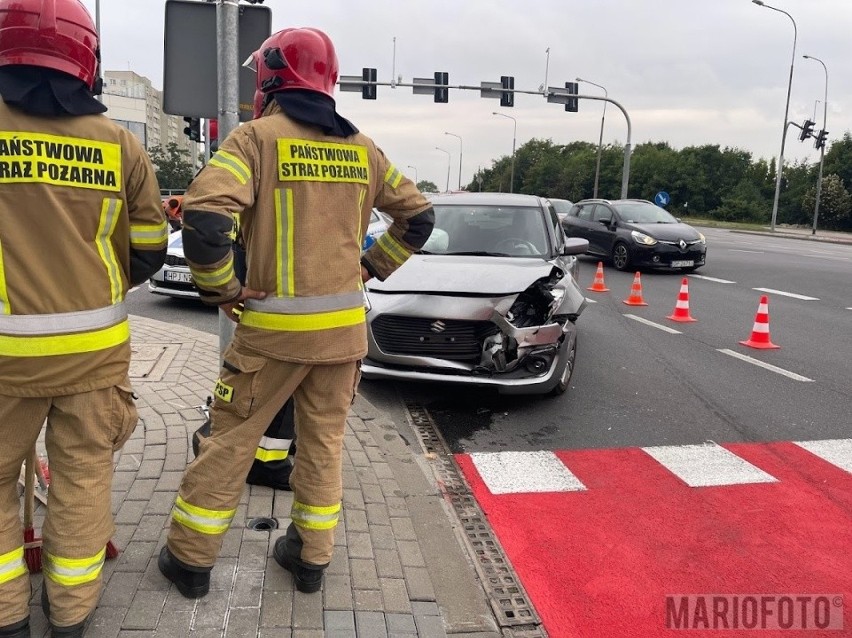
[622,272,648,306]
[739,295,780,349]
[667,278,697,322]
[587,261,610,292]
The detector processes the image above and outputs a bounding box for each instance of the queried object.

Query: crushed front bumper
[362,327,576,395]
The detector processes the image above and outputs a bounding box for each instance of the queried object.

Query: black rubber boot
[50,620,87,638]
[273,523,328,594]
[157,546,211,599]
[246,457,293,491]
[40,589,88,638]
[0,618,30,638]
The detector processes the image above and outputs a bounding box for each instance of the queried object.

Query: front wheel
[612,242,631,271]
[548,334,577,397]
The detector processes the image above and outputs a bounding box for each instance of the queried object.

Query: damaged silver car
[362,192,589,396]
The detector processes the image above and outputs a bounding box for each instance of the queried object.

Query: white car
[362,192,589,396]
[148,231,198,299]
[149,211,394,300]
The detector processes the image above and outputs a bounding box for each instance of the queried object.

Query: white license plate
[164,270,194,284]
[671,260,694,268]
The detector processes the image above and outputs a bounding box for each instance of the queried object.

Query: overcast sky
[84,0,852,191]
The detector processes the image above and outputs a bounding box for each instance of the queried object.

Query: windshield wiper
[444,251,513,257]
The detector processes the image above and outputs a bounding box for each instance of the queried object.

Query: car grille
[165,254,187,267]
[658,239,704,249]
[371,315,498,362]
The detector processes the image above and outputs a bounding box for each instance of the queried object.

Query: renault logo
[430,320,446,333]
[678,239,687,250]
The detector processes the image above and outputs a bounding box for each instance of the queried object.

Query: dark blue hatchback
[561,199,707,272]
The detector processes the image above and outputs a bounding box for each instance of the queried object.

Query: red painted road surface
[456,441,851,637]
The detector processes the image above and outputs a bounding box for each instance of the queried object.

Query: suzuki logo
[430,320,446,333]
[678,239,687,250]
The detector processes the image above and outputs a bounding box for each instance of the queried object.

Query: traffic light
[500,75,514,107]
[183,116,200,142]
[799,119,815,142]
[434,71,449,103]
[814,129,829,150]
[564,81,579,112]
[362,67,377,100]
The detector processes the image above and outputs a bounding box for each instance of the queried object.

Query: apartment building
[102,70,197,158]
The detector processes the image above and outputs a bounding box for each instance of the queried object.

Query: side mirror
[598,218,613,227]
[562,237,589,256]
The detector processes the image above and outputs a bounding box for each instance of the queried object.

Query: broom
[33,454,121,561]
[23,447,43,572]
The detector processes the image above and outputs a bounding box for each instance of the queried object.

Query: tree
[416,180,439,193]
[149,143,194,191]
[822,132,852,191]
[801,174,852,231]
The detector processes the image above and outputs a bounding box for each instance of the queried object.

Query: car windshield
[420,204,549,257]
[616,202,678,224]
[550,199,573,214]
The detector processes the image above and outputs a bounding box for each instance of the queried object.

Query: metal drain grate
[404,402,547,637]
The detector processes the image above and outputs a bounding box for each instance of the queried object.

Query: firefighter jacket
[182,101,434,364]
[0,100,168,397]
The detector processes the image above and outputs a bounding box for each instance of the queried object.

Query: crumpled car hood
[366,255,556,295]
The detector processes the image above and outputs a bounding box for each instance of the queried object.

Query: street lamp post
[407,165,418,185]
[492,112,517,193]
[576,77,608,199]
[752,0,797,233]
[444,132,463,190]
[803,54,828,236]
[435,147,451,193]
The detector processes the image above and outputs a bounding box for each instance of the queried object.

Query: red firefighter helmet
[0,0,101,91]
[247,27,338,118]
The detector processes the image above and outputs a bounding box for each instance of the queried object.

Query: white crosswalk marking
[794,439,852,474]
[642,443,777,487]
[469,451,586,495]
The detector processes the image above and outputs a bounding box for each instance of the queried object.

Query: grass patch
[679,217,769,231]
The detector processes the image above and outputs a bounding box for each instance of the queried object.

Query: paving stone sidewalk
[23,315,500,638]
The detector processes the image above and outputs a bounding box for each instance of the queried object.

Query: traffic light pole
[340,76,633,198]
[579,95,631,199]
[204,119,211,165]
[808,56,829,236]
[216,0,241,357]
[812,144,826,235]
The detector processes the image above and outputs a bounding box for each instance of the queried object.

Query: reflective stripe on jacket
[0,101,166,396]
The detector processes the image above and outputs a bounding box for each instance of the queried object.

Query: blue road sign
[655,191,671,207]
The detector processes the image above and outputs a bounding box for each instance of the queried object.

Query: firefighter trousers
[0,382,138,628]
[167,339,359,568]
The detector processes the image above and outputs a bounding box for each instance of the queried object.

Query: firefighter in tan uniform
[158,27,434,596]
[0,1,168,636]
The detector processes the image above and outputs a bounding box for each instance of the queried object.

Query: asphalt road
[127,230,852,454]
